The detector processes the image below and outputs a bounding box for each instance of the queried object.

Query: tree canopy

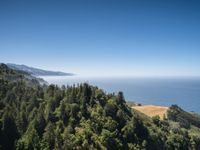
[0,63,200,150]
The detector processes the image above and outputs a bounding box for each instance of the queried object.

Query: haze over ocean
[1,0,200,113]
[43,76,200,114]
[1,1,200,149]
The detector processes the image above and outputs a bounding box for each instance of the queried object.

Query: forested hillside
[0,63,200,150]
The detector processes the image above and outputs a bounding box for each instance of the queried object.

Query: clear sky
[0,0,200,77]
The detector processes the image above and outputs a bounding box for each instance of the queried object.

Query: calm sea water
[41,76,200,114]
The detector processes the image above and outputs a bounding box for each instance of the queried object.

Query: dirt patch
[132,105,168,119]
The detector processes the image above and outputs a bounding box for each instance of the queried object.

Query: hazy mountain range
[7,63,74,76]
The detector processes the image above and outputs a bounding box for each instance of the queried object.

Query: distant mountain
[0,63,47,85]
[7,63,74,76]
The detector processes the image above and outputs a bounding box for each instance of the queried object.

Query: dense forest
[0,63,200,150]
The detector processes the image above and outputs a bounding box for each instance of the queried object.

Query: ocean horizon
[41,76,200,114]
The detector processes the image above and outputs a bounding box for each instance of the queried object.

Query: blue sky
[0,0,200,76]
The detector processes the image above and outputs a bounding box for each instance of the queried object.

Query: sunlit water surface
[41,76,200,114]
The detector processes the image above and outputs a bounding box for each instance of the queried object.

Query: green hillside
[0,64,200,150]
[0,63,47,86]
[167,105,200,129]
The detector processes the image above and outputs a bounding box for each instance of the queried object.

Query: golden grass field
[132,105,169,120]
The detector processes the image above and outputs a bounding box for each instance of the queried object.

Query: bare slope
[132,105,168,119]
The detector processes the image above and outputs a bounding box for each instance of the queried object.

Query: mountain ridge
[0,63,48,86]
[6,63,74,76]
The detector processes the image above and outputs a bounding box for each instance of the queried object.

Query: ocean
[41,76,200,114]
